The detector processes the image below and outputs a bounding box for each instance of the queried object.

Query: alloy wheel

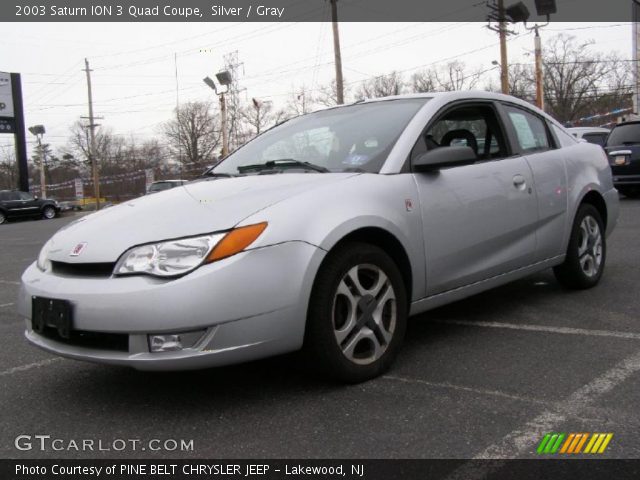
[332,263,397,365]
[578,215,603,278]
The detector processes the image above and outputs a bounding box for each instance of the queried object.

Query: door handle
[513,174,526,188]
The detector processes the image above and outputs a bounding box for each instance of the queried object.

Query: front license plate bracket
[32,297,73,339]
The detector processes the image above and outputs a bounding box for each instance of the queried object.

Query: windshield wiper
[202,171,237,178]
[237,159,329,174]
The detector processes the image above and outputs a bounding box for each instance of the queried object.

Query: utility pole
[533,25,544,110]
[83,58,100,211]
[329,0,345,104]
[498,0,509,94]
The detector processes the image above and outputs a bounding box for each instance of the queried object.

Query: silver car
[18,92,619,382]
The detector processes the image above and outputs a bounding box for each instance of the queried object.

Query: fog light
[148,330,206,352]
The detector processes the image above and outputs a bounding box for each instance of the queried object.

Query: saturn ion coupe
[19,92,619,382]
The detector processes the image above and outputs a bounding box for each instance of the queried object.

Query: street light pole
[36,134,46,199]
[28,125,46,199]
[219,92,229,158]
[204,72,232,159]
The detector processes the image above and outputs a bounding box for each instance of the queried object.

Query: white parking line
[0,302,14,308]
[433,319,640,341]
[0,358,63,377]
[0,280,20,286]
[446,349,640,478]
[383,375,546,405]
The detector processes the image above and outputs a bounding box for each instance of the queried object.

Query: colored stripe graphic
[560,433,575,453]
[598,434,613,453]
[539,433,614,454]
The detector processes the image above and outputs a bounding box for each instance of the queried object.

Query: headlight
[114,222,267,278]
[36,240,52,273]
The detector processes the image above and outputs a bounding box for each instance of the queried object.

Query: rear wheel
[42,206,56,220]
[304,242,407,383]
[553,204,606,289]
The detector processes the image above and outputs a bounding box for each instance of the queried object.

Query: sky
[0,19,633,158]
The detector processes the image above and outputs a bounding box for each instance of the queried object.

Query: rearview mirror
[413,146,477,172]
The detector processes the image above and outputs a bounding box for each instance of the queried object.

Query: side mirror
[412,146,477,172]
[33,195,38,200]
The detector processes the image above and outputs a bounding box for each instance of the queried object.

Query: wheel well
[330,227,413,302]
[581,191,607,228]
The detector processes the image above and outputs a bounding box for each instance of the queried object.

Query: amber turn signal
[206,222,268,262]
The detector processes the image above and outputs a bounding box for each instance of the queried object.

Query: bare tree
[161,101,220,165]
[0,149,17,190]
[316,79,350,107]
[356,71,405,99]
[411,69,437,93]
[434,61,483,91]
[542,34,623,123]
[239,99,286,139]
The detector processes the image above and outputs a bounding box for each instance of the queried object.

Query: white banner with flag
[74,178,84,199]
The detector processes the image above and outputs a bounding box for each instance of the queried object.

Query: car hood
[45,173,357,263]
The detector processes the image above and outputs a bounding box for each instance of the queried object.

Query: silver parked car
[19,92,619,382]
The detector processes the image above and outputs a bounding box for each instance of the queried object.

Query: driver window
[412,104,508,163]
[18,191,34,201]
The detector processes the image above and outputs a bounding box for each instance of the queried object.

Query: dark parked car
[605,121,640,198]
[146,180,186,194]
[0,190,60,225]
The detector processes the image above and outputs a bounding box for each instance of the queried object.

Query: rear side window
[503,105,550,152]
[1,191,19,201]
[606,124,640,146]
[582,133,608,147]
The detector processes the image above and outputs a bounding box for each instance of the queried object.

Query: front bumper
[612,174,640,186]
[19,241,325,370]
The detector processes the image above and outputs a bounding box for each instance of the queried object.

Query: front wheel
[0,210,6,225]
[42,206,56,220]
[553,204,606,289]
[304,242,407,383]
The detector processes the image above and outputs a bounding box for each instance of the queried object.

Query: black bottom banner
[2,459,640,480]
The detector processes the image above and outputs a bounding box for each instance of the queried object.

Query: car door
[3,191,26,217]
[411,101,538,296]
[498,103,568,262]
[17,191,42,216]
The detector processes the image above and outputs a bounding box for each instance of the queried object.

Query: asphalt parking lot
[1,200,639,460]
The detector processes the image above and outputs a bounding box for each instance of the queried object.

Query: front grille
[38,325,129,352]
[51,261,115,277]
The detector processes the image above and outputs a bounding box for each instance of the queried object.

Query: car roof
[359,90,533,108]
[568,127,610,133]
[614,121,640,127]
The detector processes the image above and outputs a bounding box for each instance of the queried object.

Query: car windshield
[210,98,428,175]
[606,124,640,146]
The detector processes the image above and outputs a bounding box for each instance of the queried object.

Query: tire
[304,242,407,383]
[0,210,6,225]
[553,204,606,289]
[42,206,56,220]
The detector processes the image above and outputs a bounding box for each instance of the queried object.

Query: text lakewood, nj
[15,4,286,19]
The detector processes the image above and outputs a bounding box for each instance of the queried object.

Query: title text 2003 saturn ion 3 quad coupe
[19,92,619,383]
